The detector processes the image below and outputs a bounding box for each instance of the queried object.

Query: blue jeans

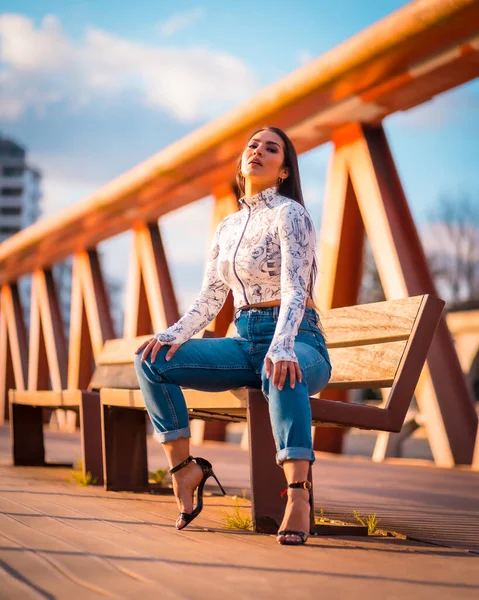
[134,307,332,465]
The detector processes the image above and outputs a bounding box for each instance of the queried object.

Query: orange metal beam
[0,0,478,284]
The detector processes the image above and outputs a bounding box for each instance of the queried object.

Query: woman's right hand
[135,338,180,363]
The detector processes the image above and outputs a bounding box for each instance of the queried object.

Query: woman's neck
[244,180,277,198]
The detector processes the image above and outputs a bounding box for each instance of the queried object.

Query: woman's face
[241,130,289,188]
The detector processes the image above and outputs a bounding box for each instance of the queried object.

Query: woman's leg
[134,337,258,527]
[260,341,331,465]
[277,459,311,544]
[135,337,258,442]
[163,437,205,530]
[260,341,331,542]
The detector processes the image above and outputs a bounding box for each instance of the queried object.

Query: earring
[277,176,284,185]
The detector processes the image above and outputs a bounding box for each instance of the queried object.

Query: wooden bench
[90,294,444,533]
[8,389,104,483]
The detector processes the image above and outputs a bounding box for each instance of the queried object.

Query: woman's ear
[281,168,289,180]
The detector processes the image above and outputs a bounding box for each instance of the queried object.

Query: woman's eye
[248,143,257,149]
[267,147,278,153]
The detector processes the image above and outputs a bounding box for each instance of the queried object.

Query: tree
[423,193,479,306]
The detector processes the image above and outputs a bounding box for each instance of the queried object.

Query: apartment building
[0,136,43,324]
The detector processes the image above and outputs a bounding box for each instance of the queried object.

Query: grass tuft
[220,495,252,530]
[353,510,380,534]
[149,468,169,486]
[71,470,98,486]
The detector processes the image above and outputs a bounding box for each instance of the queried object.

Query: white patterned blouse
[155,186,317,364]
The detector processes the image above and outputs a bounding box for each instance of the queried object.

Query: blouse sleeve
[155,221,230,346]
[265,202,316,364]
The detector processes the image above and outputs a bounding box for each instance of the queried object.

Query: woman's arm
[155,221,230,346]
[266,202,316,364]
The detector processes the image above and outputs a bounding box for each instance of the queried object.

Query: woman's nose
[253,146,262,155]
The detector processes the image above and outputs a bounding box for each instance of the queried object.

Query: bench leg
[102,405,148,491]
[10,403,46,466]
[79,392,104,485]
[247,389,315,534]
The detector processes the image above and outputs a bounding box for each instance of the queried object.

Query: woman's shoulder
[276,196,311,220]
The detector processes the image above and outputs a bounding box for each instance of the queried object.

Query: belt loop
[273,305,280,319]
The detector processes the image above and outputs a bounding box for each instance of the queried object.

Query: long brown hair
[236,126,318,300]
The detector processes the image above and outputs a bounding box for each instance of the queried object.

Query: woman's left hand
[264,358,303,390]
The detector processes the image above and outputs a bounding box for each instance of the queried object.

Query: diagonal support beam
[123,223,180,337]
[344,123,477,466]
[314,144,365,453]
[68,249,116,390]
[0,283,28,422]
[28,269,67,392]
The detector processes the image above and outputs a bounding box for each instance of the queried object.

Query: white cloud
[0,14,71,70]
[157,7,205,38]
[0,13,258,122]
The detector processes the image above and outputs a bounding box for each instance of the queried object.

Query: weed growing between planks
[67,462,98,486]
[149,468,169,486]
[221,490,252,530]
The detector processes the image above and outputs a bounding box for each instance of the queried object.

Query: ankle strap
[169,455,193,475]
[280,481,312,497]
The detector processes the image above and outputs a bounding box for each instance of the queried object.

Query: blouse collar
[239,186,280,209]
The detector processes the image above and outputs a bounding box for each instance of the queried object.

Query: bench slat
[327,340,407,388]
[321,296,421,348]
[92,339,407,391]
[9,390,83,408]
[100,388,145,408]
[90,364,138,390]
[97,296,423,365]
[100,336,151,364]
[99,327,210,365]
[98,388,395,430]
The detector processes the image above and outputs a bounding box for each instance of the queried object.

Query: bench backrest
[90,295,444,401]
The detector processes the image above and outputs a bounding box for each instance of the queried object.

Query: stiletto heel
[212,474,227,496]
[169,455,226,530]
[277,481,312,546]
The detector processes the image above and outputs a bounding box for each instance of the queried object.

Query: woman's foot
[171,459,204,529]
[276,488,311,545]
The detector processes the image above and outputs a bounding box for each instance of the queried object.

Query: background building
[0,135,74,334]
[0,135,43,325]
[0,135,41,241]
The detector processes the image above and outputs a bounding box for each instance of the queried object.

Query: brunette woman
[135,126,331,545]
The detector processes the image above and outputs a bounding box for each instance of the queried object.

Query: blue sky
[1,0,478,311]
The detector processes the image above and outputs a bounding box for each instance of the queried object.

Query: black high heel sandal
[169,455,226,530]
[277,481,312,546]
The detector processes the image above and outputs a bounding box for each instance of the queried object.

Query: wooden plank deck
[0,426,478,599]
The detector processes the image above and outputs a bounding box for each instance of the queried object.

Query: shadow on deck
[0,425,478,599]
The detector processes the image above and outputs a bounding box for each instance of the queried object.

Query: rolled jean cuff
[276,447,315,466]
[154,426,190,444]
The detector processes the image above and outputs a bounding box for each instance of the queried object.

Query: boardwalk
[0,426,478,599]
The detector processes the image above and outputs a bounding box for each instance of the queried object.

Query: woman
[135,126,331,545]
